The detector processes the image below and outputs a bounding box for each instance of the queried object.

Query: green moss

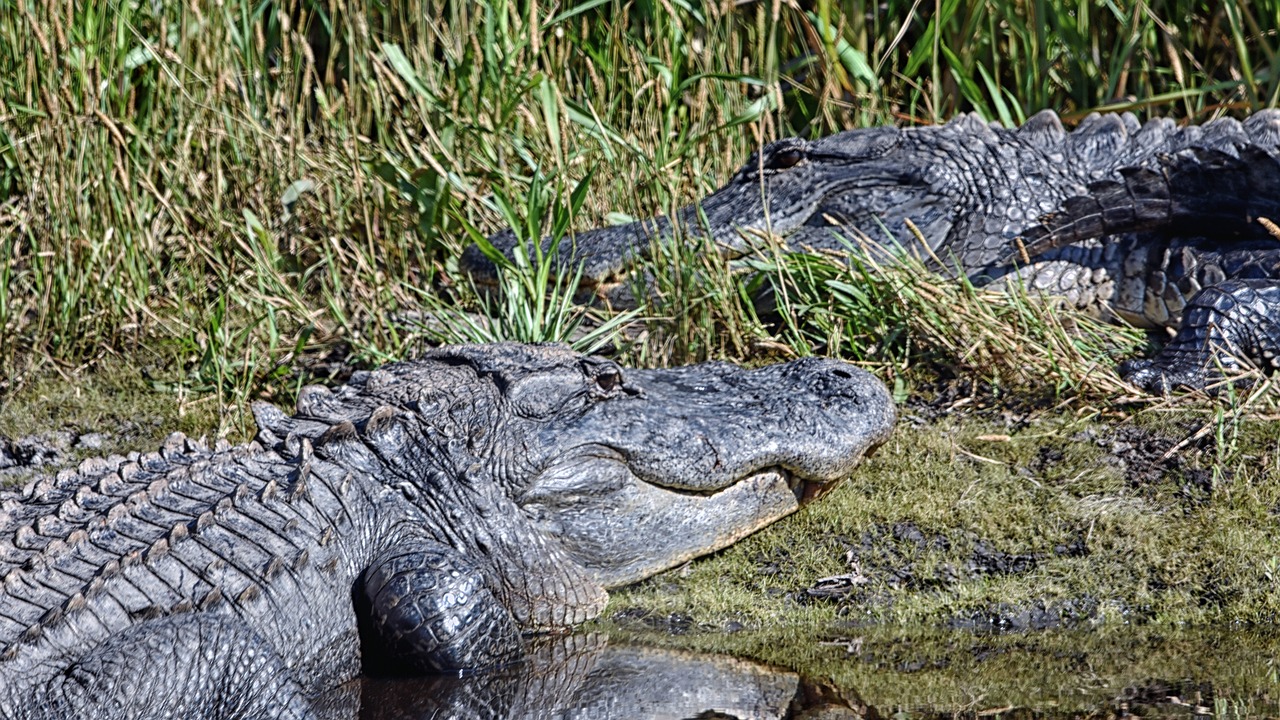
[6,338,1280,717]
[0,357,229,487]
[608,408,1280,628]
[7,363,1279,629]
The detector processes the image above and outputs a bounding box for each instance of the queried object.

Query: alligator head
[257,343,893,628]
[461,117,1007,302]
[445,345,896,586]
[518,352,896,586]
[404,344,896,589]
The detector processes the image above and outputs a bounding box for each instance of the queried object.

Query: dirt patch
[795,523,1075,620]
[0,429,116,486]
[1083,424,1215,488]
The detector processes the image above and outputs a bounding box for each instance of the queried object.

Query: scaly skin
[464,111,1280,391]
[0,343,894,719]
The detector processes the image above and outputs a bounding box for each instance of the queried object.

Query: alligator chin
[523,465,817,589]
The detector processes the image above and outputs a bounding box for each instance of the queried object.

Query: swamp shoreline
[4,1,1280,715]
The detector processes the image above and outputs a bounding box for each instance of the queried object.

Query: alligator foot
[1121,279,1280,393]
[359,538,525,674]
[16,614,316,720]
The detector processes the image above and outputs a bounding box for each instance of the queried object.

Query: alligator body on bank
[0,343,894,719]
[464,110,1280,391]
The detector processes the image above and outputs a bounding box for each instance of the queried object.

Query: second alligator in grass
[467,110,1280,392]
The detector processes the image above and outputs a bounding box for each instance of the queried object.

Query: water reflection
[352,629,1280,719]
[357,633,857,719]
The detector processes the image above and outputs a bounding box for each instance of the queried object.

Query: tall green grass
[1,0,1276,420]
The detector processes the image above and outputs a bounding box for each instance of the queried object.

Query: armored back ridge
[0,343,894,719]
[465,111,1280,391]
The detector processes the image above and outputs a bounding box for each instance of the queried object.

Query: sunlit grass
[0,0,1276,433]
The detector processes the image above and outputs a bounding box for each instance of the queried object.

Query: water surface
[352,627,1280,718]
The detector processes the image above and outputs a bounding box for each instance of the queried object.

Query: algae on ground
[7,347,1280,717]
[607,405,1280,629]
[0,358,234,487]
[8,360,1280,628]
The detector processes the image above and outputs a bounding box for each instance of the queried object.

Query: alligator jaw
[652,467,835,505]
[520,448,880,589]
[520,464,814,589]
[514,355,894,588]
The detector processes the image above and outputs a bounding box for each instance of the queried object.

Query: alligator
[0,343,894,719]
[463,110,1280,392]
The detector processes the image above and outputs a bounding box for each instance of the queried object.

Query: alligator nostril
[830,368,853,379]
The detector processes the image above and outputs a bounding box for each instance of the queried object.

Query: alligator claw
[1119,357,1212,395]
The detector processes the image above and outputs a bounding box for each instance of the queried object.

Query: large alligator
[464,110,1280,391]
[0,343,894,719]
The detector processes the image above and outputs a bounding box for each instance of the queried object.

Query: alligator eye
[766,148,805,171]
[596,370,622,394]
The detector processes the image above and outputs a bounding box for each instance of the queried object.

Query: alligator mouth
[784,470,832,505]
[526,457,848,589]
[523,445,846,509]
[647,466,833,505]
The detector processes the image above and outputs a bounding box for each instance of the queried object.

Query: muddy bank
[354,626,1280,718]
[592,624,1280,718]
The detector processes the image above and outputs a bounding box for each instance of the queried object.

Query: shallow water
[350,627,1280,719]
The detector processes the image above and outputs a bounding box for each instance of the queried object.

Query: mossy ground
[593,398,1280,715]
[6,363,1280,715]
[0,356,231,455]
[6,360,1280,632]
[602,626,1280,716]
[607,402,1280,629]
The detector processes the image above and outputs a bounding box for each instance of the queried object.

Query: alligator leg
[16,613,316,720]
[1121,279,1280,392]
[359,538,524,674]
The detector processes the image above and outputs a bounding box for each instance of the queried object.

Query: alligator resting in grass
[0,343,893,719]
[464,110,1280,392]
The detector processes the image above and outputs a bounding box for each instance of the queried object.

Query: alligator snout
[523,355,896,586]
[789,356,890,401]
[561,357,894,490]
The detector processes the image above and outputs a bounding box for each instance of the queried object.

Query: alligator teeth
[783,470,828,504]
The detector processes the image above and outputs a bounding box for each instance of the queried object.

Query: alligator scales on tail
[467,110,1280,392]
[0,344,894,718]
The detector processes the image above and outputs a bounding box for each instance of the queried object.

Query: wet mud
[4,362,1280,719]
[787,521,1106,632]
